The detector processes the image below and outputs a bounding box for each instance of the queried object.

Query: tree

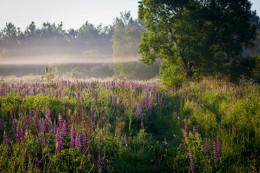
[138,0,257,85]
[39,22,65,40]
[0,22,18,44]
[112,11,144,60]
[78,21,101,42]
[24,21,40,39]
[111,11,159,79]
[250,11,260,31]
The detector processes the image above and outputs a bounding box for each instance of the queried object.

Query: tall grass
[0,78,259,172]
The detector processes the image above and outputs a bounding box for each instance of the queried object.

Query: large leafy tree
[138,0,256,83]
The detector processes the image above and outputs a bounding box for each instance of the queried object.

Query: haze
[0,0,259,79]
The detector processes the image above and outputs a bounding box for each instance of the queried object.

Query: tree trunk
[185,69,194,78]
[179,50,194,78]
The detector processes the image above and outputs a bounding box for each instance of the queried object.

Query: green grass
[0,78,259,172]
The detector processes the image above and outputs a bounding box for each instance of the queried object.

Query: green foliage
[0,78,259,172]
[223,96,260,138]
[160,60,186,88]
[138,0,257,86]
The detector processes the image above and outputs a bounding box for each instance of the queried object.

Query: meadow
[0,78,259,172]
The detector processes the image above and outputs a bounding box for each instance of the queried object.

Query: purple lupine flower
[37,133,45,145]
[132,107,136,117]
[62,121,68,135]
[16,125,21,144]
[56,129,63,152]
[204,139,209,156]
[217,137,221,157]
[145,90,149,107]
[33,87,37,95]
[41,120,46,135]
[141,120,144,129]
[110,96,113,103]
[3,131,8,145]
[91,122,95,132]
[81,111,86,128]
[58,114,63,131]
[12,119,16,135]
[0,119,4,127]
[10,109,13,120]
[83,132,88,150]
[70,126,76,148]
[91,90,98,102]
[97,155,107,173]
[29,109,32,122]
[45,109,51,122]
[35,157,40,169]
[184,118,188,138]
[90,107,94,120]
[35,108,39,123]
[77,132,85,151]
[154,94,157,104]
[48,122,54,135]
[136,104,142,120]
[189,150,196,173]
[113,96,117,104]
[181,139,185,152]
[102,158,107,173]
[97,155,103,171]
[100,110,103,123]
[23,118,28,133]
[19,106,22,117]
[193,125,199,137]
[122,135,127,146]
[213,141,218,167]
[119,96,123,106]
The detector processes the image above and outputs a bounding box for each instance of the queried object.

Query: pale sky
[0,0,259,31]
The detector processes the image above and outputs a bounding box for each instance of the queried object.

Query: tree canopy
[138,0,257,85]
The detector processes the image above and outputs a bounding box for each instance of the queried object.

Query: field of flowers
[0,78,259,172]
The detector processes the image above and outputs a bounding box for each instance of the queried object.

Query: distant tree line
[0,21,114,57]
[0,7,260,82]
[0,21,114,45]
[0,11,159,80]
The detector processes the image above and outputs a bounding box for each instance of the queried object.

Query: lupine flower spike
[189,150,196,173]
[184,118,188,138]
[217,137,221,157]
[213,141,218,167]
[56,129,63,152]
[204,139,209,156]
[70,126,76,148]
[3,131,8,145]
